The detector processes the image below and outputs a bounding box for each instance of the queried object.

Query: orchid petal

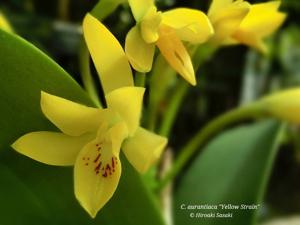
[41,91,109,136]
[232,30,267,53]
[125,26,155,72]
[140,6,162,43]
[237,1,286,38]
[208,0,234,16]
[74,122,128,218]
[128,0,154,22]
[83,14,134,94]
[106,87,145,136]
[156,26,196,86]
[232,1,286,52]
[12,131,94,166]
[122,127,167,173]
[208,1,250,44]
[162,8,214,44]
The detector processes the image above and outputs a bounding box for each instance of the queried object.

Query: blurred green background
[1,0,300,224]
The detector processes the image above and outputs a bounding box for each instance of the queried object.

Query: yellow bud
[261,89,300,124]
[0,12,13,33]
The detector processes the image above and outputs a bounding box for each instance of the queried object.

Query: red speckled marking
[82,142,119,178]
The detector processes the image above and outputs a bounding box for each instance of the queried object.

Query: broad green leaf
[174,120,282,225]
[0,29,164,225]
[0,163,49,225]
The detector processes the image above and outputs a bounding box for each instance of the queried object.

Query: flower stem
[135,72,146,87]
[147,55,177,131]
[79,41,102,108]
[158,81,189,136]
[156,102,264,191]
[157,45,217,137]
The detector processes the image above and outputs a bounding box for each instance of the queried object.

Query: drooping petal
[12,131,94,166]
[232,1,286,52]
[125,26,155,72]
[140,6,162,43]
[156,25,196,86]
[261,89,300,124]
[41,91,109,136]
[83,14,134,94]
[208,0,234,16]
[122,127,167,173]
[106,87,145,136]
[128,0,154,22]
[74,122,128,218]
[162,8,214,44]
[208,0,250,44]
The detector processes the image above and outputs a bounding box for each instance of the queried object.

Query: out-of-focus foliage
[279,26,300,85]
[174,120,282,225]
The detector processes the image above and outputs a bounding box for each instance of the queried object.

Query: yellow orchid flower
[208,0,251,44]
[12,14,167,218]
[125,0,214,86]
[208,0,286,53]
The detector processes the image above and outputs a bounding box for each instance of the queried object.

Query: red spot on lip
[85,163,89,166]
[112,157,115,169]
[94,154,101,163]
[94,162,102,173]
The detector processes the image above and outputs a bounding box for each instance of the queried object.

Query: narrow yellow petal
[12,131,94,166]
[208,1,250,44]
[128,0,154,22]
[162,8,214,44]
[156,26,196,86]
[106,87,145,136]
[262,89,300,124]
[231,1,286,52]
[125,26,155,72]
[140,6,162,43]
[74,122,127,218]
[83,14,134,94]
[41,91,108,136]
[122,127,167,173]
[208,0,234,16]
[237,1,286,38]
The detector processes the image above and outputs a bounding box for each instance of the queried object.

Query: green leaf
[0,29,164,225]
[174,120,282,225]
[0,163,49,225]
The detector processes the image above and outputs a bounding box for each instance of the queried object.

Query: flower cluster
[11,0,286,218]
